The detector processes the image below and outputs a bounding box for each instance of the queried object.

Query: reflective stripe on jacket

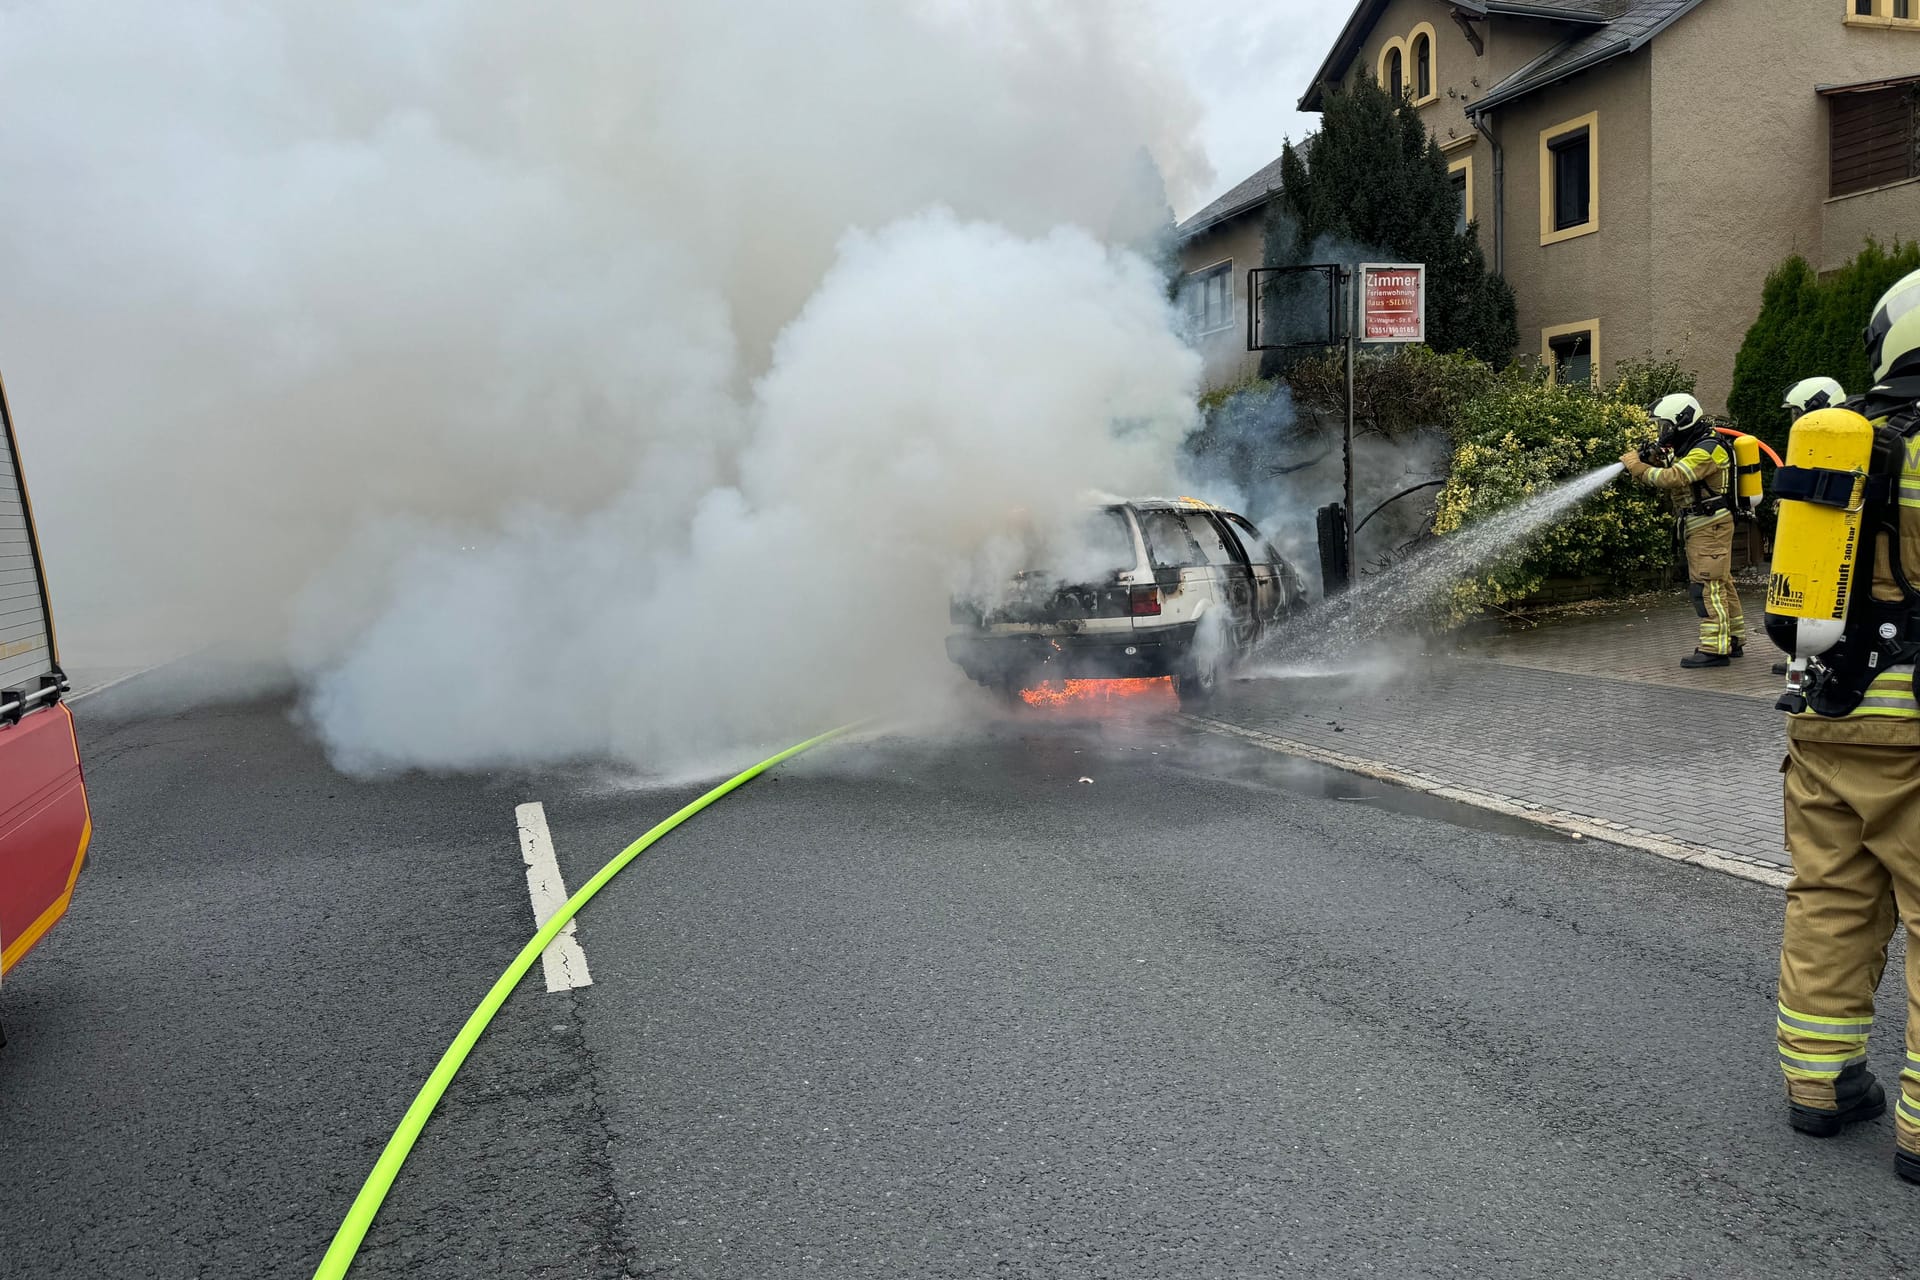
[1641,441,1734,536]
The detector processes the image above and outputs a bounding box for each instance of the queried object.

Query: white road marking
[515,802,594,992]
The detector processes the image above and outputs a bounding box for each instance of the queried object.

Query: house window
[1410,24,1439,104]
[1543,321,1600,385]
[1828,83,1919,196]
[1539,112,1600,245]
[1183,261,1234,335]
[1848,0,1920,24]
[1550,131,1590,229]
[1449,155,1474,232]
[1376,36,1411,98]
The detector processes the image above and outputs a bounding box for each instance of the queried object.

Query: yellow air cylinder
[1732,433,1763,511]
[1765,407,1875,660]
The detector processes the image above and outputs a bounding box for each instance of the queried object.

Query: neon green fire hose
[313,726,851,1280]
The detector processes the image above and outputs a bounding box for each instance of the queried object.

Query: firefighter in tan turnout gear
[1620,393,1746,667]
[1766,267,1920,1178]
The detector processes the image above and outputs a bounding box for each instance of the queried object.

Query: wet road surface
[3,692,1916,1278]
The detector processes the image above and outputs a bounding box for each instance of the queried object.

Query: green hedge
[1427,359,1686,619]
[1728,239,1920,455]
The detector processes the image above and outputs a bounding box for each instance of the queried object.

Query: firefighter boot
[1681,650,1732,669]
[1789,1062,1885,1137]
[1898,1148,1920,1185]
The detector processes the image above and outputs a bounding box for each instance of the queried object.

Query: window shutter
[1830,86,1919,197]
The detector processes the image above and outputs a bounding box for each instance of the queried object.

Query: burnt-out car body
[946,498,1303,702]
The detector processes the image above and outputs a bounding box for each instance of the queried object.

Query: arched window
[1408,23,1439,104]
[1377,37,1407,98]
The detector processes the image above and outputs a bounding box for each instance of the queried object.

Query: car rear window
[1077,508,1136,574]
[1019,507,1135,580]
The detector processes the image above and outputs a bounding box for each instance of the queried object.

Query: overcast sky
[1144,0,1352,219]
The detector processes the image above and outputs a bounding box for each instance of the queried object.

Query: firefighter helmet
[1651,392,1703,434]
[1783,376,1845,420]
[1865,267,1920,383]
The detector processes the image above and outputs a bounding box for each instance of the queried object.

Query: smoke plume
[2,1,1214,770]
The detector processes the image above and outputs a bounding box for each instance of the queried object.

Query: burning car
[946,498,1303,703]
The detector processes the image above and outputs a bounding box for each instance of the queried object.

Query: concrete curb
[1181,713,1791,891]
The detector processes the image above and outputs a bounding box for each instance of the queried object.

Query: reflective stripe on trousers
[1903,1052,1920,1138]
[1683,517,1744,655]
[1777,1002,1870,1078]
[1696,580,1744,654]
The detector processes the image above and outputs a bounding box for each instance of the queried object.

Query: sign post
[1342,264,1427,580]
[1246,261,1426,591]
[1343,268,1356,581]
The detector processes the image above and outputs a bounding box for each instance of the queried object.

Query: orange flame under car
[1018,676,1179,711]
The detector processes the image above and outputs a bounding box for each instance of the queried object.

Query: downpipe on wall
[1470,109,1503,277]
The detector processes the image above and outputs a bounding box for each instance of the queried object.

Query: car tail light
[1128,587,1161,617]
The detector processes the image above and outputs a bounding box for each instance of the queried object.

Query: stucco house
[1175,155,1290,392]
[1179,0,1920,407]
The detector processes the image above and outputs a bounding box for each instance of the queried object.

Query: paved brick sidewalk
[1469,573,1780,703]
[1202,588,1796,881]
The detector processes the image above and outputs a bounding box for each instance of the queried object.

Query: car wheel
[1173,664,1217,705]
[1176,617,1228,705]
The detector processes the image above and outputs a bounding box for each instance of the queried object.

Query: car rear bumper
[945,623,1199,685]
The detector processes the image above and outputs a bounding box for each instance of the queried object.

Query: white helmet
[1651,392,1703,431]
[1865,267,1920,384]
[1783,376,1845,419]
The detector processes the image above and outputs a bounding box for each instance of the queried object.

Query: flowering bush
[1427,361,1686,619]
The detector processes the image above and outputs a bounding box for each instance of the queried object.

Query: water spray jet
[1261,462,1627,664]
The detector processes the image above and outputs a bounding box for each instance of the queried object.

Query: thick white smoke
[2,1,1213,770]
[299,213,1201,768]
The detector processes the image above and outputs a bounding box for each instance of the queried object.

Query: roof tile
[1176,152,1290,239]
[1472,0,1707,112]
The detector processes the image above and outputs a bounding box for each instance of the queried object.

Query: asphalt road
[5,688,1920,1278]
